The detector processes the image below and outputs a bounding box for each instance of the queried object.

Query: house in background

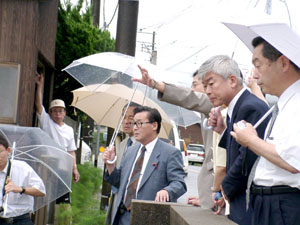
[179,123,203,146]
[0,1,59,224]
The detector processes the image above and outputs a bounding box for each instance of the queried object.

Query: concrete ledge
[131,200,236,225]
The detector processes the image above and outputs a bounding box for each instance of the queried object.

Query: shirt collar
[277,79,300,112]
[0,160,9,174]
[141,137,158,153]
[227,87,247,119]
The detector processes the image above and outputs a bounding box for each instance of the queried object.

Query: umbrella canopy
[0,124,73,211]
[63,52,201,127]
[222,22,300,68]
[72,83,173,139]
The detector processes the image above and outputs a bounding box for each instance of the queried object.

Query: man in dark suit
[103,106,186,225]
[203,55,270,225]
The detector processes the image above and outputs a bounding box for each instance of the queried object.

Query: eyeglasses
[51,109,65,113]
[130,121,153,128]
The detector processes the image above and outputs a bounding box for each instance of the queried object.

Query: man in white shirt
[0,135,45,224]
[231,36,300,225]
[103,106,186,225]
[35,74,79,204]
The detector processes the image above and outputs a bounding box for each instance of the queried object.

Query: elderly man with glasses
[103,106,186,225]
[35,73,79,206]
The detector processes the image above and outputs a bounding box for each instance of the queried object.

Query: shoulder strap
[2,160,11,197]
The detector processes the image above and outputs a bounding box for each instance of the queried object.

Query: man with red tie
[103,106,186,225]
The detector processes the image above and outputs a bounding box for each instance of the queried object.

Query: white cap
[50,99,66,109]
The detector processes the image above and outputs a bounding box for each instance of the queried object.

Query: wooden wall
[0,0,58,126]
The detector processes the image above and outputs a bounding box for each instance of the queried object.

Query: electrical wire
[106,1,119,29]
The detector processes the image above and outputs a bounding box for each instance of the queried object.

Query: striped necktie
[124,146,147,210]
[246,104,279,209]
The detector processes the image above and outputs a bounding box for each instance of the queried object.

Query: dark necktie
[246,104,279,209]
[226,114,231,128]
[124,146,147,210]
[126,138,133,148]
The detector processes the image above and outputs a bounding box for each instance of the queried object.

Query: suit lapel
[137,140,161,191]
[231,90,250,125]
[227,90,250,163]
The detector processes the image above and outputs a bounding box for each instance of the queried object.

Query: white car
[179,138,189,176]
[187,144,205,165]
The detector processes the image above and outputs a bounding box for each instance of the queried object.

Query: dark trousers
[228,193,252,225]
[0,213,33,225]
[113,203,130,225]
[252,192,300,225]
[56,192,71,204]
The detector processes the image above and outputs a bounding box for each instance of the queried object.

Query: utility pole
[151,32,157,65]
[91,0,101,27]
[100,0,139,212]
[115,0,139,56]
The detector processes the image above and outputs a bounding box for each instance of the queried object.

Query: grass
[56,163,106,225]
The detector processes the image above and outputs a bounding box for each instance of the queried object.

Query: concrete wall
[131,200,237,225]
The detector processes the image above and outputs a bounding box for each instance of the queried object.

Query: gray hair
[197,55,243,84]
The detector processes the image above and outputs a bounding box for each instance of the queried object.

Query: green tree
[54,0,115,119]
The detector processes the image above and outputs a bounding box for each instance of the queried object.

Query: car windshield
[187,145,204,151]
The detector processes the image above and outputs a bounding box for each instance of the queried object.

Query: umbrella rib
[16,145,73,156]
[13,149,72,192]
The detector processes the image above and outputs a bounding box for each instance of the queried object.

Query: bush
[56,163,106,225]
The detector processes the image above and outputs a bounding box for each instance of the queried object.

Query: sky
[79,0,300,87]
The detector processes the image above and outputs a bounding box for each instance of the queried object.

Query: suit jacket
[158,83,214,208]
[116,136,135,168]
[105,138,187,224]
[219,90,270,225]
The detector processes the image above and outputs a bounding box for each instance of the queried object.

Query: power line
[165,45,209,71]
[102,0,119,30]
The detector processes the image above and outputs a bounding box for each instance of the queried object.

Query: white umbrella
[63,52,202,128]
[222,22,300,68]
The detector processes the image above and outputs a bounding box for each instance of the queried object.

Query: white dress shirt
[227,87,247,120]
[124,137,158,200]
[254,79,300,188]
[0,160,46,218]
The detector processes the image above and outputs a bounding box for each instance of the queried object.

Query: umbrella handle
[106,145,117,164]
[203,118,213,130]
[203,107,221,130]
[107,156,117,164]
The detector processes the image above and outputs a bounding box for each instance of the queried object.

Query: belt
[251,185,300,195]
[119,202,130,214]
[0,213,30,224]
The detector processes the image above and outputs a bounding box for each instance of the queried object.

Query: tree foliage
[54,0,115,119]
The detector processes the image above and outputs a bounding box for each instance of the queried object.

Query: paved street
[178,164,201,204]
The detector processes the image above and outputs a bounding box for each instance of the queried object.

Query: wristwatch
[20,186,26,195]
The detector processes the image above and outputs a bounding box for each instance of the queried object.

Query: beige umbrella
[71,83,173,139]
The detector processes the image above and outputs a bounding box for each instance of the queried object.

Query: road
[178,164,201,204]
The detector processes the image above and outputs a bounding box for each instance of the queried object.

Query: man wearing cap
[35,74,80,204]
[231,34,300,225]
[0,134,46,225]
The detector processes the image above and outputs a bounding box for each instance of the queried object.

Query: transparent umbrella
[0,124,73,211]
[63,52,201,128]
